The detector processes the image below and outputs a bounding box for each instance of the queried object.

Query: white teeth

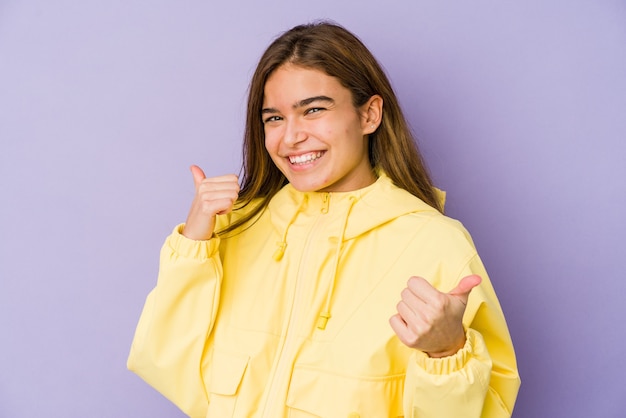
[289,152,323,165]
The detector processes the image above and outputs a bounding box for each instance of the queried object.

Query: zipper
[261,196,329,417]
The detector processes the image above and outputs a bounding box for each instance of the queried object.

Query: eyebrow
[261,95,335,115]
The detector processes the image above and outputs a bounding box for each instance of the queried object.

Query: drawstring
[273,195,308,261]
[272,191,358,330]
[317,195,357,330]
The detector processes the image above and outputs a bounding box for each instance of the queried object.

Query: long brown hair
[220,21,441,235]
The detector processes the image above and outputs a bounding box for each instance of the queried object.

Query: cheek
[264,130,277,153]
[264,133,283,166]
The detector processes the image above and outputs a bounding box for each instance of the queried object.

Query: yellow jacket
[128,173,520,417]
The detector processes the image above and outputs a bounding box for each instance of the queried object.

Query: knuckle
[432,294,446,310]
[405,333,419,347]
[420,312,435,328]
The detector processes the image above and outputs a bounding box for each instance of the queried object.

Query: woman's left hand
[389,275,481,358]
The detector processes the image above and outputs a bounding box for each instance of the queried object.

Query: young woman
[128,22,520,418]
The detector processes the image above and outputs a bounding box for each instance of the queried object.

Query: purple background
[1,1,624,417]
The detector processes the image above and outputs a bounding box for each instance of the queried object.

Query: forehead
[262,64,349,106]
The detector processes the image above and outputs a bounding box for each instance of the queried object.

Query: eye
[305,107,325,115]
[263,115,282,124]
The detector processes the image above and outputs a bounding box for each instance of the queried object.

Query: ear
[360,95,383,135]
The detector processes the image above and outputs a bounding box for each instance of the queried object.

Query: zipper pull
[321,193,330,214]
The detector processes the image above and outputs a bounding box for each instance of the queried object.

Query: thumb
[448,274,482,304]
[190,165,206,188]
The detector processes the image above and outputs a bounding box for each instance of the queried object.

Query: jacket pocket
[205,349,249,417]
[285,366,405,418]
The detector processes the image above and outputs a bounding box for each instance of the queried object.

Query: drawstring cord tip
[273,242,287,261]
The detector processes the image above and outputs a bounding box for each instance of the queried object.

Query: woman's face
[262,64,378,193]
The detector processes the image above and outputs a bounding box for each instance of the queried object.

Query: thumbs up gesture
[389,275,482,358]
[182,165,240,241]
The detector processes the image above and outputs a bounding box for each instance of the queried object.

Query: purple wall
[1,1,624,417]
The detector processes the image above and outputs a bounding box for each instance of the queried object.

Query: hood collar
[268,172,442,240]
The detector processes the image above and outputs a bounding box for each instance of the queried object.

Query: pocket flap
[208,349,250,396]
[286,367,405,417]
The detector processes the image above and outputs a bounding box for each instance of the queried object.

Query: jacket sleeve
[127,224,221,418]
[403,255,521,418]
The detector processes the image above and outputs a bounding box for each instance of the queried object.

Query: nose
[283,118,308,146]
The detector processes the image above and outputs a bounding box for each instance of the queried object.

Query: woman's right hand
[182,165,240,241]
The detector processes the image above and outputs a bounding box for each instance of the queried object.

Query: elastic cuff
[413,328,486,375]
[165,223,220,260]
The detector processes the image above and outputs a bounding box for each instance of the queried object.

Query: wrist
[425,335,467,359]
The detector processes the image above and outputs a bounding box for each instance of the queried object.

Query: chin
[288,178,328,193]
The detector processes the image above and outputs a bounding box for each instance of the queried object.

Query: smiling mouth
[288,151,324,165]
